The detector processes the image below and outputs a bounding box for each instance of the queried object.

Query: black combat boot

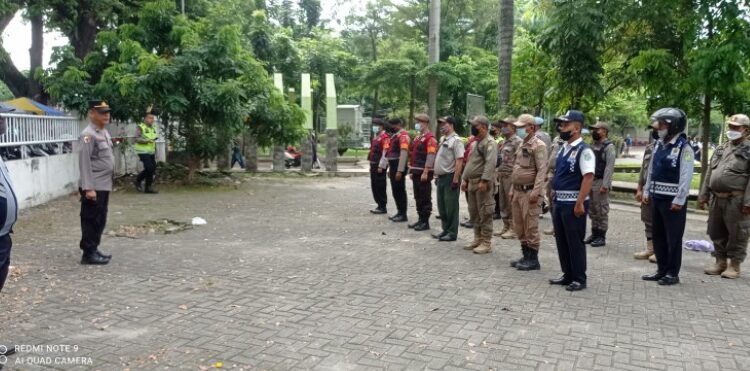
[510,246,529,268]
[517,248,541,271]
[414,216,430,231]
[81,252,110,265]
[584,230,596,245]
[591,230,606,247]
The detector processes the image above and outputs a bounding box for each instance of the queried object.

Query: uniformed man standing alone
[549,110,595,291]
[134,107,159,194]
[509,114,548,270]
[78,100,115,265]
[408,114,438,231]
[381,118,411,223]
[699,114,750,279]
[585,121,616,247]
[368,118,389,214]
[642,108,694,286]
[461,116,497,254]
[495,117,521,240]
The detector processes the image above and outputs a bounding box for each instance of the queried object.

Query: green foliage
[41,0,305,173]
[0,81,14,100]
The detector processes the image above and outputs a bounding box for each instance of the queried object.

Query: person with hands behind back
[432,116,465,242]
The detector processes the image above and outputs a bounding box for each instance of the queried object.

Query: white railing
[0,113,79,147]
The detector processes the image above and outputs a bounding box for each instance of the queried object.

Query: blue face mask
[372,126,380,134]
[414,123,422,131]
[517,128,527,139]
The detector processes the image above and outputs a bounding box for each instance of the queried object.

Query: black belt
[513,184,534,192]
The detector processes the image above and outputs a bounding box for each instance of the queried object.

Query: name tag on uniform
[670,147,679,158]
[569,149,578,158]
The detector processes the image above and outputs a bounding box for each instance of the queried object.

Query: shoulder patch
[83,135,91,144]
[683,151,693,162]
[583,150,593,161]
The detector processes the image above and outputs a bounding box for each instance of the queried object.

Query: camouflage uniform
[496,134,522,237]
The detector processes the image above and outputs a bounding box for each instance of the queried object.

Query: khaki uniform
[462,135,498,247]
[590,141,616,233]
[497,135,522,228]
[511,136,548,250]
[700,139,750,263]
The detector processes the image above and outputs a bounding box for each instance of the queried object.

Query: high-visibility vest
[134,122,157,154]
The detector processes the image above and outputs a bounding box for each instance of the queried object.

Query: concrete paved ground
[1,175,748,370]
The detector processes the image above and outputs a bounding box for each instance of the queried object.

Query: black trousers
[137,153,157,188]
[651,197,686,276]
[369,163,388,210]
[553,201,589,284]
[411,170,433,220]
[388,160,408,215]
[0,234,11,292]
[79,190,110,256]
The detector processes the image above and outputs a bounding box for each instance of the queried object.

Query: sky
[1,0,362,71]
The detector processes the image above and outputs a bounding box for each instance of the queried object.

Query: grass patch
[613,172,701,190]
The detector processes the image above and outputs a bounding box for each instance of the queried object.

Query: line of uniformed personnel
[367,107,750,290]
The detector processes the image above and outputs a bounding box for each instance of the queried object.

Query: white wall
[7,153,80,210]
[6,142,144,210]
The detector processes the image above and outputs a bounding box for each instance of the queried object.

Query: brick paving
[1,175,749,370]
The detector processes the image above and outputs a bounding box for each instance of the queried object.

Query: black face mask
[471,126,479,137]
[651,129,659,140]
[559,130,573,141]
[592,132,601,141]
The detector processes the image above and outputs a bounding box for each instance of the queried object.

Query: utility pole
[181,0,185,14]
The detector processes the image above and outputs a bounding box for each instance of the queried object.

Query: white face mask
[372,126,380,134]
[657,129,668,139]
[726,130,743,141]
[414,123,422,131]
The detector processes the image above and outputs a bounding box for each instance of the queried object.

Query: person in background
[432,116,465,242]
[408,114,438,231]
[381,118,411,223]
[699,114,750,279]
[584,121,616,248]
[134,107,159,194]
[368,118,389,214]
[633,126,659,263]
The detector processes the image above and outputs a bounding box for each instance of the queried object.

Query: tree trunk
[372,87,380,117]
[409,75,416,129]
[427,0,440,132]
[0,13,28,97]
[497,0,514,113]
[28,11,44,102]
[700,93,712,190]
[73,10,98,60]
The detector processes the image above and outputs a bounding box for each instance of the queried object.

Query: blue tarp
[29,100,66,116]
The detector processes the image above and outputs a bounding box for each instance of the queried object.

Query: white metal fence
[0,113,79,146]
[0,113,79,160]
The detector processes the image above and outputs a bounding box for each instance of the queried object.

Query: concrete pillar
[273,73,286,172]
[244,132,258,172]
[301,74,314,172]
[325,74,337,172]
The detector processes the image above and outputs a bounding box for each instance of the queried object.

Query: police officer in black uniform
[642,108,694,286]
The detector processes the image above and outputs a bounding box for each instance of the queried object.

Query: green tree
[42,0,305,179]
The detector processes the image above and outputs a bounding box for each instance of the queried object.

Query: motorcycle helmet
[649,107,687,136]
